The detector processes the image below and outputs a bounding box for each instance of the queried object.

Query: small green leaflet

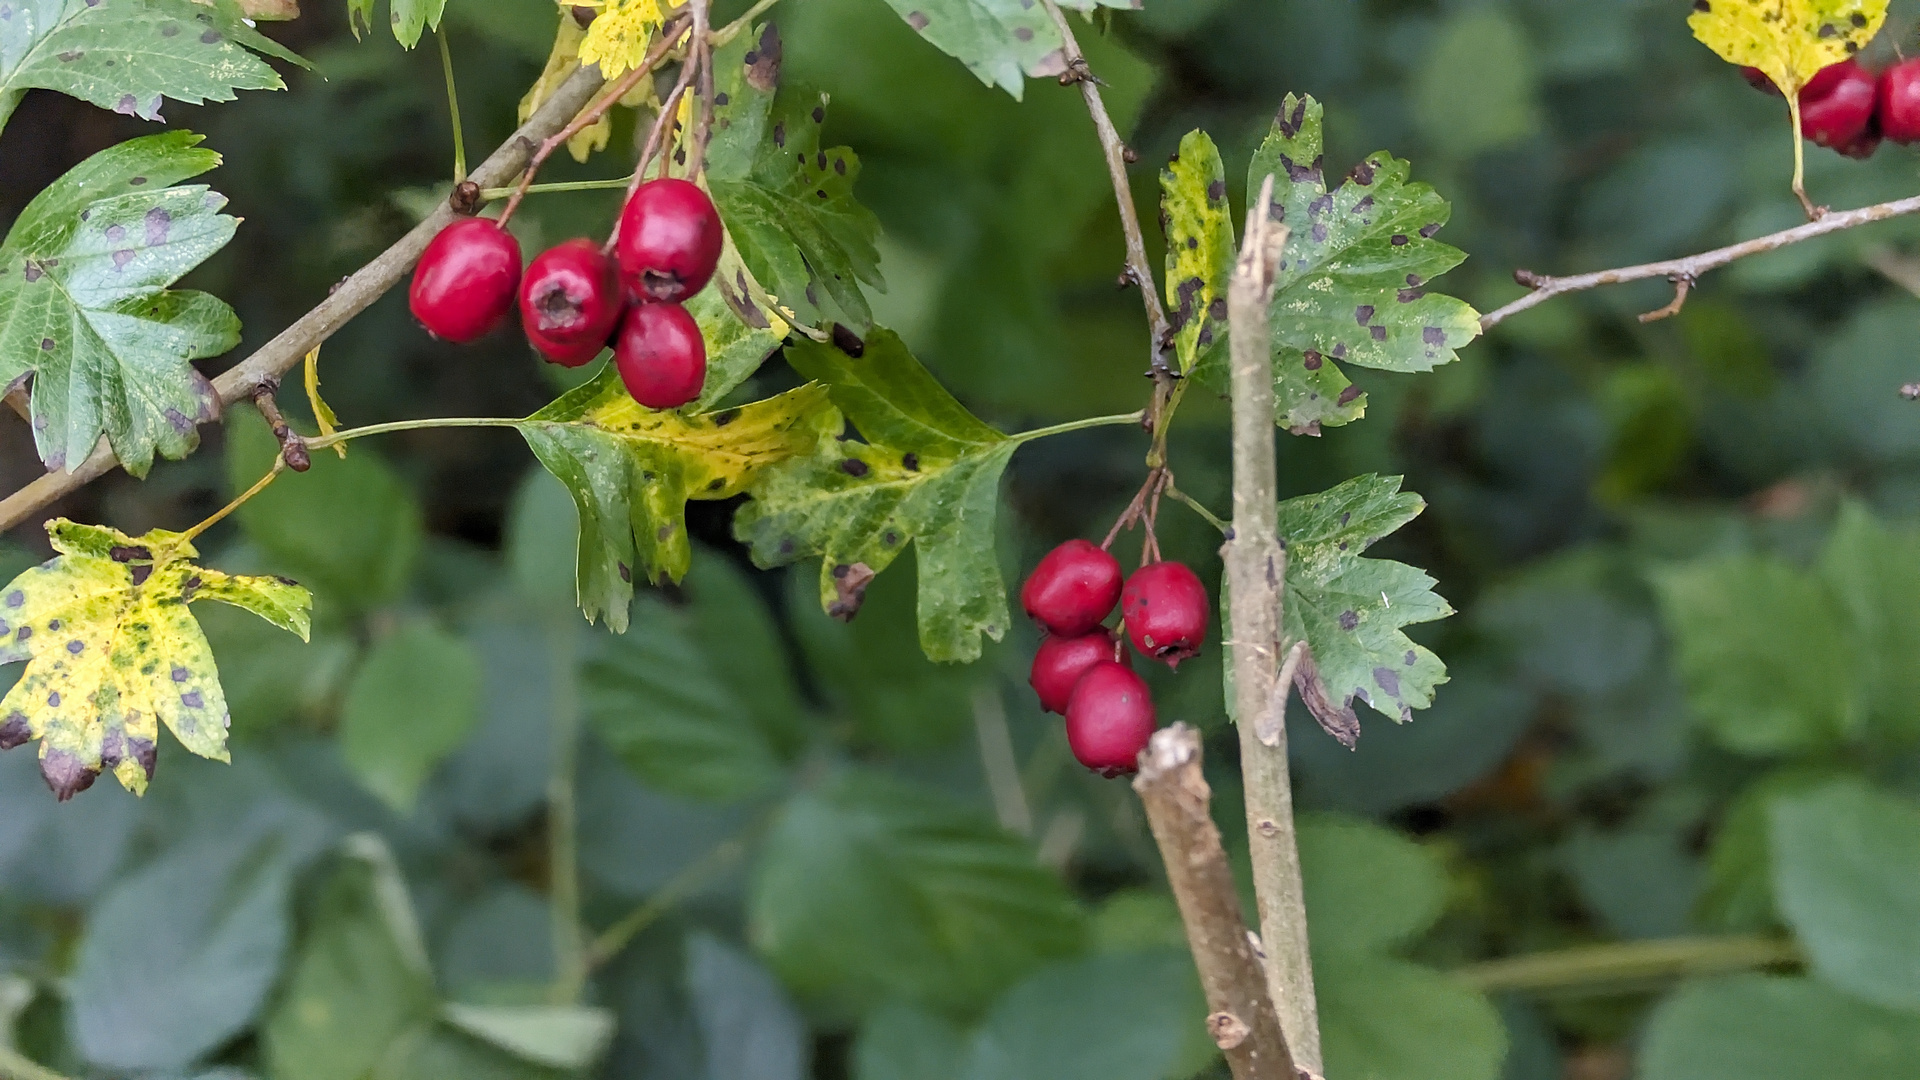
[705,24,884,333]
[0,518,311,801]
[346,0,448,49]
[1160,129,1235,375]
[0,131,241,475]
[1279,475,1451,733]
[735,327,1015,664]
[518,372,828,632]
[880,0,1137,99]
[0,0,305,133]
[1199,95,1480,434]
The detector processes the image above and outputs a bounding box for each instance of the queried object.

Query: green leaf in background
[584,550,809,802]
[705,42,884,332]
[750,769,1085,1021]
[1205,94,1479,434]
[1697,766,1844,932]
[229,410,424,613]
[1815,502,1920,741]
[875,0,1132,98]
[0,132,236,474]
[1159,130,1235,375]
[686,933,809,1080]
[338,623,481,812]
[1641,975,1920,1080]
[0,0,304,132]
[736,328,1015,663]
[1770,779,1920,1011]
[1410,8,1542,157]
[440,1003,615,1072]
[1298,814,1446,956]
[346,0,448,49]
[855,1004,969,1080]
[518,374,828,631]
[1653,555,1861,755]
[1278,475,1451,726]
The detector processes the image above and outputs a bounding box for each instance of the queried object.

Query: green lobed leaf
[1770,779,1920,1011]
[0,0,304,132]
[1201,95,1480,434]
[686,933,808,1080]
[347,0,450,49]
[0,131,238,475]
[1641,975,1920,1080]
[1317,956,1506,1080]
[706,33,884,332]
[338,623,482,813]
[1815,502,1920,741]
[517,374,828,632]
[1277,475,1451,726]
[1299,814,1447,956]
[1696,766,1844,932]
[735,327,1015,663]
[1159,129,1235,375]
[749,768,1085,1021]
[876,0,1134,99]
[439,1004,615,1072]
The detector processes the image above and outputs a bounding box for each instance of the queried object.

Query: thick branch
[1227,177,1321,1073]
[1133,725,1296,1080]
[1480,192,1920,331]
[0,63,609,534]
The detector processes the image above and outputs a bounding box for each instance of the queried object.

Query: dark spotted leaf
[1279,475,1451,726]
[876,0,1136,99]
[346,0,448,49]
[1160,129,1235,375]
[517,372,828,632]
[733,327,1016,664]
[1203,95,1480,434]
[0,131,240,474]
[0,0,304,132]
[706,41,883,333]
[1688,0,1886,96]
[0,518,312,800]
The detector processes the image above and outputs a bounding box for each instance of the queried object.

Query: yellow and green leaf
[1161,130,1236,375]
[1688,0,1887,93]
[0,519,311,800]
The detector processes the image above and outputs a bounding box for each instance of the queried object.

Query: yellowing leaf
[1160,130,1236,375]
[304,345,346,459]
[1688,0,1887,93]
[577,0,675,81]
[520,16,613,163]
[0,520,310,800]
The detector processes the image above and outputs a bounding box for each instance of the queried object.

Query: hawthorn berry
[1120,561,1209,669]
[409,217,522,343]
[520,239,624,364]
[616,178,725,303]
[1021,540,1123,638]
[1880,58,1920,144]
[1797,59,1879,155]
[1065,661,1156,777]
[614,301,707,409]
[1030,629,1127,715]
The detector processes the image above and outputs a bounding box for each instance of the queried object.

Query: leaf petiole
[438,26,467,184]
[176,457,286,548]
[303,415,525,452]
[1008,410,1145,444]
[478,175,638,202]
[1165,482,1229,535]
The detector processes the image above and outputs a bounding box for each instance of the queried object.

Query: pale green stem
[438,27,467,184]
[1457,935,1802,997]
[1009,410,1145,444]
[480,175,639,202]
[585,834,751,970]
[548,624,587,1004]
[1165,482,1228,535]
[304,416,524,451]
[0,1045,72,1080]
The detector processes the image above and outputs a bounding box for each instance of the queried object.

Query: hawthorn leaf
[1688,0,1886,95]
[688,245,792,411]
[1642,975,1920,1080]
[734,327,1016,664]
[0,131,239,475]
[0,0,304,132]
[1278,475,1451,726]
[346,0,449,49]
[1160,129,1235,375]
[1204,95,1480,434]
[877,0,1134,99]
[518,374,828,631]
[706,38,883,333]
[338,623,481,812]
[0,519,312,800]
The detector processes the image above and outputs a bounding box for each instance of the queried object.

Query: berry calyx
[520,239,625,361]
[409,218,522,344]
[1797,59,1878,154]
[1120,561,1209,669]
[1065,661,1156,777]
[1021,540,1123,638]
[1030,629,1127,715]
[614,301,707,409]
[616,178,724,303]
[1880,58,1920,144]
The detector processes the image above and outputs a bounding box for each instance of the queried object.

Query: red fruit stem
[611,0,715,257]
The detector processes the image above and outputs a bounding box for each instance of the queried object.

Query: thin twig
[686,0,716,179]
[584,834,752,970]
[1480,192,1920,330]
[971,685,1033,835]
[1636,275,1692,324]
[0,65,610,534]
[1133,725,1296,1080]
[250,379,311,472]
[1227,174,1321,1073]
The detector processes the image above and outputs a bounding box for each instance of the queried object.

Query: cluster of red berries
[1741,58,1920,159]
[1021,539,1210,777]
[407,178,725,410]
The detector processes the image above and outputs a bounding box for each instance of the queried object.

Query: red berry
[1120,561,1209,669]
[1021,540,1123,638]
[1741,66,1779,95]
[1880,58,1920,144]
[614,301,707,409]
[616,178,724,303]
[1798,60,1878,153]
[520,239,624,363]
[409,217,522,343]
[1065,661,1156,777]
[1030,629,1127,715]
